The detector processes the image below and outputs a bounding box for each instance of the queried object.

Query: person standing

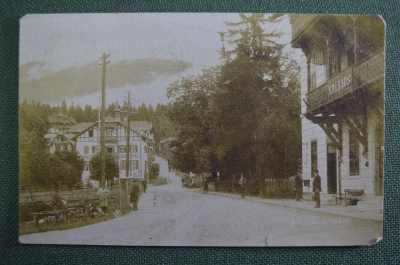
[295,174,303,201]
[97,187,110,214]
[130,182,140,211]
[239,174,247,198]
[203,179,209,194]
[142,179,147,193]
[313,171,321,208]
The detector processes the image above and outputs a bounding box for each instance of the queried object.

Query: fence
[19,186,121,204]
[208,178,296,199]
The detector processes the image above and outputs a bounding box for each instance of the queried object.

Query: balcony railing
[105,136,118,142]
[306,49,384,113]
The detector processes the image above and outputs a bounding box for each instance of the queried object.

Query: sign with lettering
[307,67,353,112]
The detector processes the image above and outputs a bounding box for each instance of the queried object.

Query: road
[20,170,382,246]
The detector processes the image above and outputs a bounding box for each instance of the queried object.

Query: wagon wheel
[114,210,121,218]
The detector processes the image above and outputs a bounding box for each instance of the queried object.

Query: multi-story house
[70,106,154,186]
[45,112,77,153]
[290,15,385,204]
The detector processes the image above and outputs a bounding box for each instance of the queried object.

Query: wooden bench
[336,189,364,206]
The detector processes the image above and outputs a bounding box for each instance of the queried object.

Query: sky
[19,13,299,108]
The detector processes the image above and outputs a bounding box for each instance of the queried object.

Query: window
[311,140,318,177]
[130,145,138,153]
[310,71,317,90]
[130,160,139,170]
[120,160,125,170]
[347,48,355,67]
[119,146,126,153]
[84,146,89,154]
[107,146,113,153]
[92,146,97,154]
[106,128,113,136]
[349,129,360,176]
[88,128,93,137]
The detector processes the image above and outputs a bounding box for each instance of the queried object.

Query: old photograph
[18,13,384,246]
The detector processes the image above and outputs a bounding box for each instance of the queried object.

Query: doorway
[327,143,337,194]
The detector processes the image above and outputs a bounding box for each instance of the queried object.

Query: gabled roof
[70,122,96,134]
[71,119,145,140]
[48,112,77,125]
[45,133,75,146]
[104,116,122,123]
[44,133,75,140]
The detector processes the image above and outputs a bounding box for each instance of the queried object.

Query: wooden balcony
[105,136,118,142]
[306,48,384,114]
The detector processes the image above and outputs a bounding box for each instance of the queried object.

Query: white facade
[292,15,385,199]
[300,54,330,196]
[73,116,152,186]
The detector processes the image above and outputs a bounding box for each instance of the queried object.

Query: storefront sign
[307,67,353,111]
[328,74,351,96]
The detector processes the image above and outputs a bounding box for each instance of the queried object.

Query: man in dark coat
[295,174,303,201]
[130,182,140,211]
[313,171,322,208]
[142,180,147,193]
[203,179,209,194]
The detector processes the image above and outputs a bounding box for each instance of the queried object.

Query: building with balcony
[47,112,77,134]
[290,15,385,202]
[44,112,78,154]
[70,106,154,186]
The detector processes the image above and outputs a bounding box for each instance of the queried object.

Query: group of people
[96,179,148,213]
[294,171,321,208]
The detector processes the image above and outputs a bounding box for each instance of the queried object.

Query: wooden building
[290,15,385,204]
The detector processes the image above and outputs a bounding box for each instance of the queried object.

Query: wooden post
[100,53,110,188]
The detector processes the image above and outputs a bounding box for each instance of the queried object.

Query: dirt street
[20,168,382,246]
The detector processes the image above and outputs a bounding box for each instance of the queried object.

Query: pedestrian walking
[295,174,303,201]
[142,179,147,193]
[130,182,140,211]
[203,179,209,194]
[313,171,321,208]
[239,174,247,198]
[97,187,110,214]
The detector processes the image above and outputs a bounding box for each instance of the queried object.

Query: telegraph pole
[100,53,110,188]
[121,90,135,178]
[126,91,131,178]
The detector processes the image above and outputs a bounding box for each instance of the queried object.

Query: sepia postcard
[19,13,385,247]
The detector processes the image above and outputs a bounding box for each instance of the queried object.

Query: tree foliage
[167,67,220,174]
[89,153,119,182]
[167,14,301,180]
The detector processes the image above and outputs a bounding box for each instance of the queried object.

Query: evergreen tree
[167,14,301,180]
[89,153,119,182]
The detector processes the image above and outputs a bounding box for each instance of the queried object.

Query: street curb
[196,189,383,221]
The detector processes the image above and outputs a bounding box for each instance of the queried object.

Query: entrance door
[375,121,384,196]
[327,143,337,194]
